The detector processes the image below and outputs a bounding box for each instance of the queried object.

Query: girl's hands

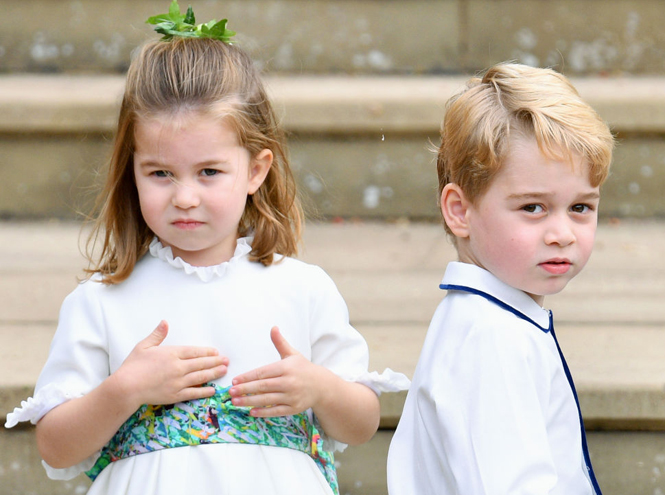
[229,326,322,417]
[114,320,229,409]
[229,326,380,445]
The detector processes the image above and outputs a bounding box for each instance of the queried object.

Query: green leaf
[207,19,236,41]
[146,14,173,25]
[146,1,236,43]
[169,0,180,17]
[184,5,195,25]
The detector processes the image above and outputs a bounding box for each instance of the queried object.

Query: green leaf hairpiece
[146,0,236,43]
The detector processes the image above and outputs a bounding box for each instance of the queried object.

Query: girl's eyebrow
[135,158,228,168]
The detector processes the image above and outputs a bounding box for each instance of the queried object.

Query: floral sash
[85,384,338,494]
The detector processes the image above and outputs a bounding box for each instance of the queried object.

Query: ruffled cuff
[4,383,85,428]
[5,384,101,480]
[42,453,99,481]
[349,368,411,396]
[317,369,411,453]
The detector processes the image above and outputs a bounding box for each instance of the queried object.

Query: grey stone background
[2,1,665,494]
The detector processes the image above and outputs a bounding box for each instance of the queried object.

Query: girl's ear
[441,183,471,238]
[248,149,273,195]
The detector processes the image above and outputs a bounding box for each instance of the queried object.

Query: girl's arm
[36,321,229,468]
[229,327,380,445]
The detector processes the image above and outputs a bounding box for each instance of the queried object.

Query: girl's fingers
[176,384,218,403]
[141,320,169,348]
[176,346,221,359]
[182,355,228,374]
[183,365,229,387]
[232,363,282,386]
[229,376,283,398]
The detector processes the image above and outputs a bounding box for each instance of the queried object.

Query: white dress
[6,238,408,495]
[387,262,598,495]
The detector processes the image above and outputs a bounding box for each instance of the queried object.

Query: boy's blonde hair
[86,37,302,284]
[437,62,614,236]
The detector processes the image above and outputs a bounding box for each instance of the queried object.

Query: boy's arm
[430,323,560,494]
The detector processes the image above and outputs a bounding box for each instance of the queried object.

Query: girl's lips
[539,259,572,275]
[173,220,204,230]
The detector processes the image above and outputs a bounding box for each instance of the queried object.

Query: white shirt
[7,238,408,495]
[387,262,597,495]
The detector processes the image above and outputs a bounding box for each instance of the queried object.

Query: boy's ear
[441,183,471,238]
[248,149,273,195]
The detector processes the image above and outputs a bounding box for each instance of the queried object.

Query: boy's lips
[539,258,572,275]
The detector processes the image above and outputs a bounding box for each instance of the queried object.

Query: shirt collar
[440,262,551,330]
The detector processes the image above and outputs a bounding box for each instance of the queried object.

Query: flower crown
[146,0,236,43]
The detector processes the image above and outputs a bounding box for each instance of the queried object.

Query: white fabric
[387,262,595,495]
[6,237,408,495]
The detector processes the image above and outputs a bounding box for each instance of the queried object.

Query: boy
[387,63,614,494]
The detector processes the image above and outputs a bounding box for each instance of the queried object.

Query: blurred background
[1,1,664,495]
[1,0,664,220]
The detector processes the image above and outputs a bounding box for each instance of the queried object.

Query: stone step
[1,219,664,494]
[3,0,665,76]
[1,74,664,220]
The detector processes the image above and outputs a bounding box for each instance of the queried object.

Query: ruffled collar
[148,237,253,282]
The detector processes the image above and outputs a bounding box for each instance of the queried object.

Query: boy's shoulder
[418,288,562,395]
[435,289,549,346]
[425,262,556,362]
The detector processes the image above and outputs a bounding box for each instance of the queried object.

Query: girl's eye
[201,169,219,177]
[153,170,171,178]
[571,203,592,214]
[522,204,544,213]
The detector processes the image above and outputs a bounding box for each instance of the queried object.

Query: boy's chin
[525,283,571,304]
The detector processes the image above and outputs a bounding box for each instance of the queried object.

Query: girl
[6,4,408,494]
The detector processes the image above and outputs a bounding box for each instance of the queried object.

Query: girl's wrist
[104,367,144,413]
[309,365,339,414]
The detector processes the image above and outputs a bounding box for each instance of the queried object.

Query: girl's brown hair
[85,38,303,284]
[437,62,614,236]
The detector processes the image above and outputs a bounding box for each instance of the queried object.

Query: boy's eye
[522,204,543,213]
[571,203,592,213]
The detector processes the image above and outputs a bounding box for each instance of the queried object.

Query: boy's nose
[544,217,576,246]
[171,182,200,209]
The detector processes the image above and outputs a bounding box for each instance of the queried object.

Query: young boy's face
[459,136,600,305]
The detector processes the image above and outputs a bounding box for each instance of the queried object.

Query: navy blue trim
[550,325,603,495]
[439,284,550,333]
[440,283,602,495]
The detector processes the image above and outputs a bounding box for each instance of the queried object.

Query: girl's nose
[171,181,200,209]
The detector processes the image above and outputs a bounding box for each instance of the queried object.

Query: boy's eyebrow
[507,191,600,201]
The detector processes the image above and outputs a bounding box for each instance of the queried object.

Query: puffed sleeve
[4,279,109,479]
[303,266,409,452]
[427,319,560,494]
[306,266,410,394]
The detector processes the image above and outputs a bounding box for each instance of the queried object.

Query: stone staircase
[1,1,665,494]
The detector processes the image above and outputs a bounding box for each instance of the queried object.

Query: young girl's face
[133,112,271,266]
[459,136,600,305]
